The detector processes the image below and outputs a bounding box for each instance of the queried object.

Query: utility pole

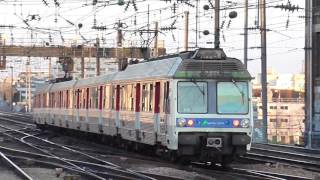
[184,11,189,51]
[96,37,100,76]
[81,47,85,78]
[25,57,31,112]
[195,0,199,48]
[214,0,220,49]
[305,0,313,149]
[10,66,13,111]
[48,57,52,80]
[116,22,126,71]
[260,0,268,143]
[244,0,248,68]
[154,22,159,57]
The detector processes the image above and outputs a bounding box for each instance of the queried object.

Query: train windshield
[177,82,208,113]
[217,81,249,114]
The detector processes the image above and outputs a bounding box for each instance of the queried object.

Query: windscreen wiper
[231,79,245,104]
[191,81,206,102]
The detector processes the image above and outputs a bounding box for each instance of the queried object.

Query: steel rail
[0,151,33,180]
[251,147,320,161]
[5,154,127,180]
[0,124,156,180]
[0,116,35,127]
[0,146,160,180]
[0,123,119,167]
[246,152,320,168]
[253,143,320,154]
[0,126,107,180]
[233,167,312,180]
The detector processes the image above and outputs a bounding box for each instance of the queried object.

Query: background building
[253,69,305,145]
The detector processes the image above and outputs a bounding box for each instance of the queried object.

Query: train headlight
[187,119,194,127]
[240,119,250,128]
[233,119,240,127]
[178,118,186,127]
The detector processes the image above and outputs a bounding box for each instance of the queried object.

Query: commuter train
[33,48,253,166]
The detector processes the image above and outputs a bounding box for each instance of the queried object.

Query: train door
[75,89,81,125]
[135,83,141,140]
[154,82,161,141]
[85,87,90,130]
[98,85,103,132]
[163,81,170,142]
[115,84,121,134]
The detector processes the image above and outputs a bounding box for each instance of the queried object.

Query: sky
[0,0,305,78]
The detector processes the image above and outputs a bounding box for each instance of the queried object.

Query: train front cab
[171,79,253,164]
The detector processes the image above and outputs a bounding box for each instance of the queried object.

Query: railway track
[0,150,33,180]
[0,112,316,180]
[191,162,313,180]
[253,143,320,155]
[241,145,320,173]
[0,124,180,180]
[0,114,185,180]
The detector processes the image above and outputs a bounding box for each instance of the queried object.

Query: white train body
[33,48,253,163]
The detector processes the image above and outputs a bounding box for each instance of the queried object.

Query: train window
[69,90,73,109]
[60,91,62,109]
[177,81,207,114]
[154,82,160,113]
[128,85,134,111]
[163,82,170,113]
[217,82,249,114]
[86,88,90,109]
[66,90,69,109]
[116,85,120,111]
[120,85,126,110]
[99,86,103,110]
[54,92,57,108]
[91,87,98,109]
[82,89,85,108]
[75,89,81,109]
[104,85,110,109]
[135,83,141,112]
[111,85,116,110]
[149,84,154,112]
[141,84,148,111]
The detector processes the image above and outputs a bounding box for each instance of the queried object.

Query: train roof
[74,73,116,88]
[50,80,77,92]
[35,48,252,93]
[35,83,53,94]
[113,56,181,81]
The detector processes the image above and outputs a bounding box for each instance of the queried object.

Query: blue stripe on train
[176,118,243,128]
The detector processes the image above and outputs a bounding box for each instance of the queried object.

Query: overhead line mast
[260,0,268,144]
[214,0,220,49]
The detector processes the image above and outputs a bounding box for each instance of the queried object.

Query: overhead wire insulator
[171,2,177,14]
[134,16,137,25]
[184,2,195,8]
[132,0,138,11]
[124,1,130,11]
[93,14,97,27]
[49,34,52,43]
[54,0,60,7]
[227,19,231,29]
[92,26,107,31]
[208,0,214,8]
[42,0,49,6]
[274,3,302,12]
[171,18,177,27]
[160,26,177,31]
[220,20,225,29]
[60,31,65,42]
